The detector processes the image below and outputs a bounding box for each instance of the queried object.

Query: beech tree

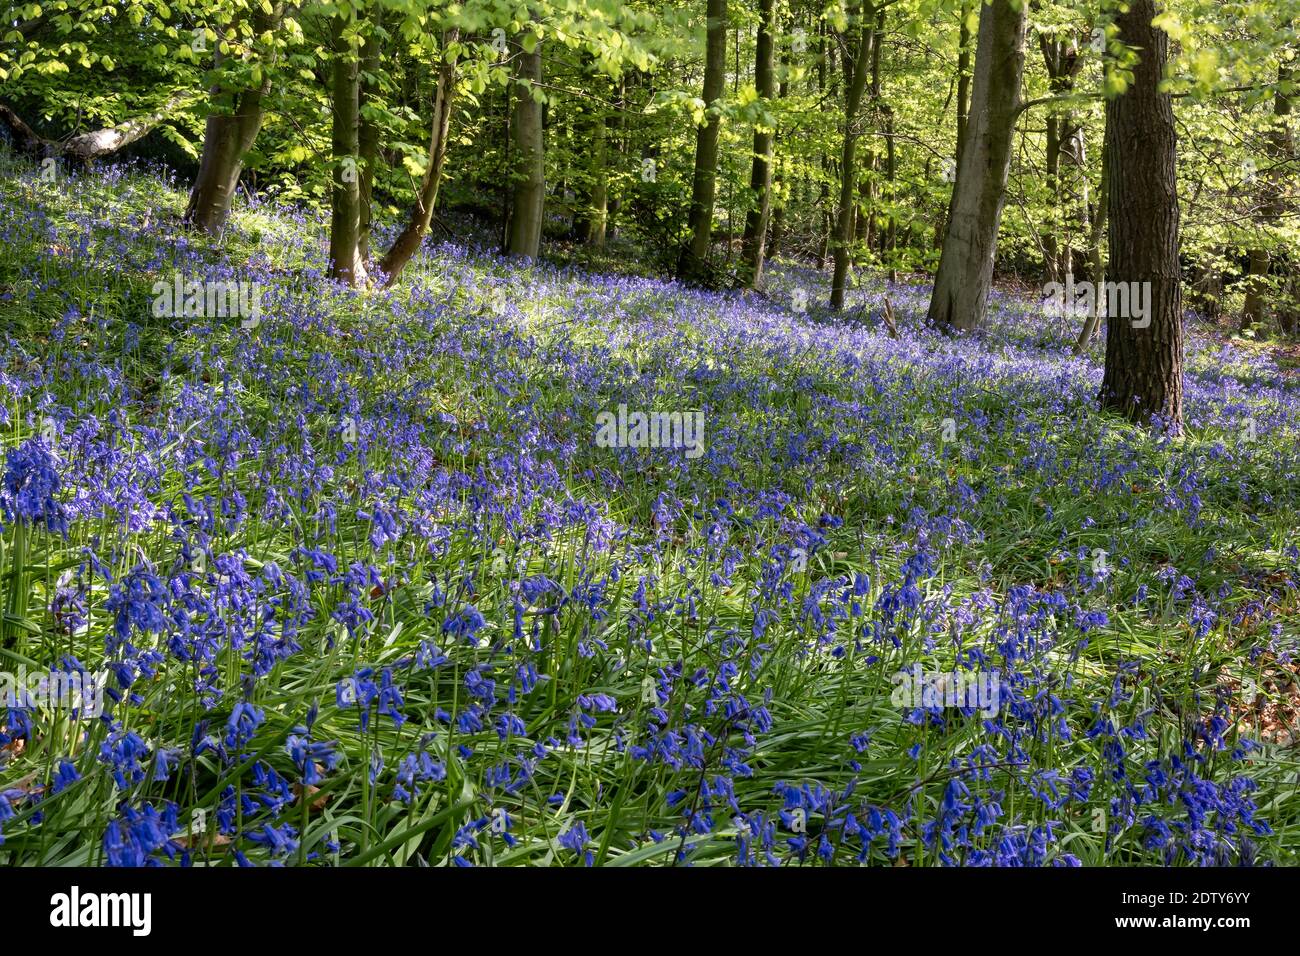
[677,0,728,284]
[926,0,1028,331]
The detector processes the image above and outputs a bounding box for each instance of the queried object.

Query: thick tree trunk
[329,11,367,286]
[378,33,459,286]
[677,0,728,283]
[1098,0,1183,430]
[925,0,1027,331]
[740,0,777,288]
[505,40,545,259]
[829,7,874,311]
[184,3,283,234]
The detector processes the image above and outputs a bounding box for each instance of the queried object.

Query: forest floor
[1,153,1298,866]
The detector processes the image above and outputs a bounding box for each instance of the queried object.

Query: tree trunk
[925,0,1027,331]
[1073,131,1109,354]
[1242,61,1294,333]
[1277,63,1298,335]
[574,67,610,249]
[954,0,973,166]
[1098,0,1183,431]
[329,10,367,286]
[184,3,284,234]
[677,0,728,283]
[2,92,195,167]
[740,0,777,288]
[378,32,459,286]
[829,7,874,311]
[505,39,545,259]
[1039,35,1084,285]
[357,19,382,264]
[586,104,609,249]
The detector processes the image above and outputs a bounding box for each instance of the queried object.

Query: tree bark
[740,0,777,288]
[329,10,367,286]
[2,93,195,166]
[505,38,545,259]
[357,19,383,264]
[925,0,1027,332]
[379,33,459,285]
[1098,0,1183,431]
[1073,130,1109,354]
[677,0,728,283]
[954,0,974,166]
[184,3,284,234]
[829,6,874,311]
[1039,34,1084,284]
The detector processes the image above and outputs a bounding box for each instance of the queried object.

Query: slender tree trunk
[829,6,874,311]
[329,10,367,286]
[677,0,728,283]
[379,32,459,285]
[815,23,831,269]
[925,0,1027,331]
[1039,36,1084,284]
[1277,63,1298,335]
[184,3,284,234]
[954,0,973,166]
[1073,131,1109,354]
[1242,61,1294,332]
[767,46,792,260]
[574,66,609,249]
[357,19,382,264]
[586,104,609,248]
[740,0,777,287]
[506,38,545,259]
[1098,0,1183,430]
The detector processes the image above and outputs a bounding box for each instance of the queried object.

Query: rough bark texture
[329,12,367,286]
[184,3,284,234]
[1098,0,1183,430]
[378,33,459,286]
[925,0,1027,332]
[829,8,873,311]
[505,40,545,259]
[740,0,776,288]
[676,0,728,283]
